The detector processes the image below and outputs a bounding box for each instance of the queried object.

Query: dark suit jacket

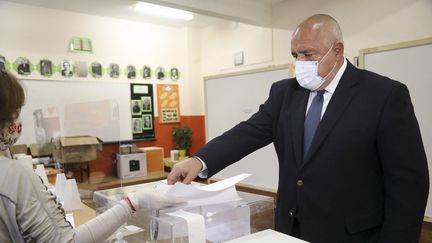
[195,61,429,242]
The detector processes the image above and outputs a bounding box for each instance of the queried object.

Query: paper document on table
[156,174,251,207]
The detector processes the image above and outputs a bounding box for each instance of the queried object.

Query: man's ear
[334,42,344,59]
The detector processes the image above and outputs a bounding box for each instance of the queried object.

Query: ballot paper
[156,173,251,207]
[166,210,206,243]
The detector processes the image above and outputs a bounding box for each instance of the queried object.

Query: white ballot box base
[224,229,309,243]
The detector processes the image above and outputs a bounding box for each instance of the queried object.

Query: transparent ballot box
[93,182,275,242]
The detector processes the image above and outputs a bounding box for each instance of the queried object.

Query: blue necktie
[304,90,325,157]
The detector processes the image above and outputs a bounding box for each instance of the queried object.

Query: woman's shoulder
[0,156,38,187]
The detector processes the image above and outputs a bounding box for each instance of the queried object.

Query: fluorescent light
[134,2,194,21]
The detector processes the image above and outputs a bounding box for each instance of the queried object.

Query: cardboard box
[53,136,102,164]
[10,144,28,156]
[29,143,52,157]
[130,146,142,154]
[119,146,131,154]
[138,146,164,172]
[117,153,147,179]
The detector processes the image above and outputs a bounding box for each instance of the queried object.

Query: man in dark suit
[167,14,429,242]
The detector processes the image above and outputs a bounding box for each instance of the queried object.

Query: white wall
[273,0,432,63]
[0,1,202,116]
[198,0,432,77]
[1,0,431,115]
[199,21,274,76]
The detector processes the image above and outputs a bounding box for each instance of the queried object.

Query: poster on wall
[130,84,155,140]
[157,84,180,123]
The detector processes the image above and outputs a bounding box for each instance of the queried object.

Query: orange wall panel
[89,115,206,176]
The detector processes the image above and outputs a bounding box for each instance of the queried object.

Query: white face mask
[0,116,23,151]
[295,45,336,91]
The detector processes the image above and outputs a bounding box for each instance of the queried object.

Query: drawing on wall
[143,65,151,79]
[156,66,165,80]
[170,67,179,81]
[109,63,120,78]
[61,60,73,77]
[91,62,102,78]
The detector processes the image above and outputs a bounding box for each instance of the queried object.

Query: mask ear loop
[318,43,338,81]
[318,43,335,65]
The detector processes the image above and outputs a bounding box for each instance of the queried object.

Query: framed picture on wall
[91,62,102,78]
[75,61,88,77]
[170,67,179,81]
[40,59,53,77]
[0,56,6,71]
[156,66,165,80]
[15,57,31,75]
[143,65,151,79]
[109,63,120,78]
[142,114,153,130]
[132,117,142,134]
[131,100,142,115]
[61,60,73,77]
[141,96,152,112]
[126,65,136,80]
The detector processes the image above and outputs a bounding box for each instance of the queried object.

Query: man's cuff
[193,156,208,179]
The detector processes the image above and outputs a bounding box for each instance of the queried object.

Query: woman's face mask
[0,116,22,151]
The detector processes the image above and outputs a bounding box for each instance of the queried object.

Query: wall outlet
[234,51,244,66]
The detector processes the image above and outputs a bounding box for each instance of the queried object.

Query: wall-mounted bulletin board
[204,64,293,190]
[130,84,155,139]
[157,84,180,123]
[359,37,432,217]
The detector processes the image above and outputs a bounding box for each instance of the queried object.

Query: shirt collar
[324,58,347,94]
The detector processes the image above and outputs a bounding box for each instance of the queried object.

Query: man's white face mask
[295,44,337,91]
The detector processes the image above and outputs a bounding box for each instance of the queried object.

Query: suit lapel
[303,61,360,165]
[290,87,309,166]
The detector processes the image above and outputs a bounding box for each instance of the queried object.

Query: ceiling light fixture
[134,1,194,21]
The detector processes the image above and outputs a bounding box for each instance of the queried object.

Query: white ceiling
[3,0,286,28]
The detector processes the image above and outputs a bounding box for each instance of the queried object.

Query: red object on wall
[90,115,206,176]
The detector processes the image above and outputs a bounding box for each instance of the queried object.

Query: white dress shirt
[305,58,347,118]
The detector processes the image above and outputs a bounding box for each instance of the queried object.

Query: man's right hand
[167,157,203,185]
